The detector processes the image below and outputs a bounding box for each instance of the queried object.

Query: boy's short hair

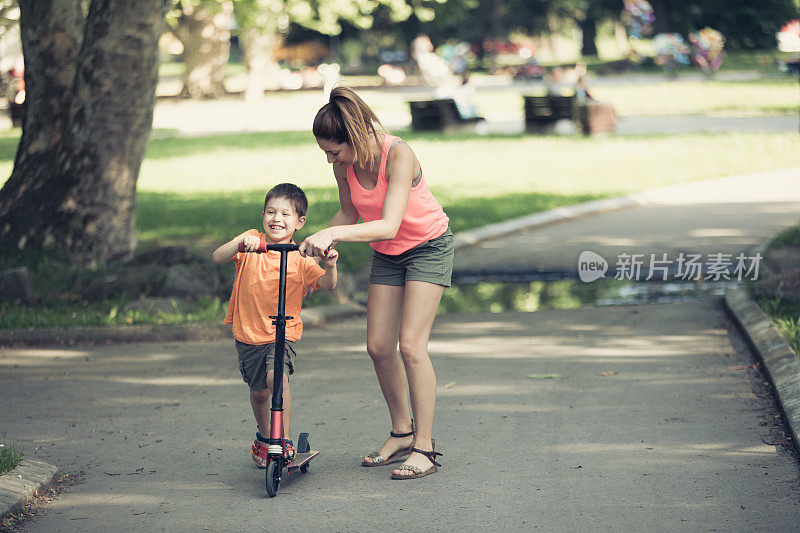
[264,183,308,218]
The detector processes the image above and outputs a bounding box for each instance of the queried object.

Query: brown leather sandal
[361,421,415,467]
[391,447,443,480]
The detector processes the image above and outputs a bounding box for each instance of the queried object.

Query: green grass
[767,224,800,250]
[755,296,800,356]
[755,223,800,357]
[588,78,799,117]
[0,442,24,475]
[133,129,800,196]
[158,61,247,79]
[0,295,226,330]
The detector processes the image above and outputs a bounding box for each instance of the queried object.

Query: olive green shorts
[235,339,296,391]
[370,227,454,287]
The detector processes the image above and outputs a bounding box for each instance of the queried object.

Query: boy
[213,183,338,467]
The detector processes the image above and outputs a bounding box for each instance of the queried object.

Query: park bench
[408,98,483,133]
[523,94,573,133]
[523,93,616,135]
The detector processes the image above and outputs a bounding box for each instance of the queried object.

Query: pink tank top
[346,135,449,255]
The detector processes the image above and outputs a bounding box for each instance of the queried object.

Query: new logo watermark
[578,251,762,282]
[578,250,609,282]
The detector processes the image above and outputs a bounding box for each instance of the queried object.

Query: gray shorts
[235,339,296,391]
[370,227,454,287]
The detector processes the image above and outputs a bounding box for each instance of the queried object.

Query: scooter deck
[287,450,319,470]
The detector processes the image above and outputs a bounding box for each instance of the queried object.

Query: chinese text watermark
[578,251,761,283]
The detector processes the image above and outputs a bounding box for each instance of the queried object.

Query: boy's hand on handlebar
[322,248,338,267]
[240,233,261,252]
[299,229,334,258]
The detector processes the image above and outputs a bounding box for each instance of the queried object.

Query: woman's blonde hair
[313,86,384,167]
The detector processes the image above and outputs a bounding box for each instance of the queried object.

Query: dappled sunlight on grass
[135,130,800,199]
[589,79,799,117]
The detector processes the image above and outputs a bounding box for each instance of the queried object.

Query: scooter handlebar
[238,242,300,253]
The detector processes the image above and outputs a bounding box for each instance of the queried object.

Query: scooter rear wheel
[266,460,280,497]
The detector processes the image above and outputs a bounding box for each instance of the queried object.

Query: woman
[299,86,453,480]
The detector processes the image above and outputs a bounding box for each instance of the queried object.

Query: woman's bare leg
[362,283,415,463]
[392,280,444,476]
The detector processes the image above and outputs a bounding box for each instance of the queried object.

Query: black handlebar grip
[237,242,299,253]
[266,243,300,252]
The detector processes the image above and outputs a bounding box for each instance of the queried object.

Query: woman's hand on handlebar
[299,229,335,258]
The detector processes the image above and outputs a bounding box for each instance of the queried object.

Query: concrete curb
[0,459,59,522]
[0,303,365,347]
[724,287,800,455]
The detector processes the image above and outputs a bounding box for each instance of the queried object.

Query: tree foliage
[654,0,798,49]
[232,0,426,36]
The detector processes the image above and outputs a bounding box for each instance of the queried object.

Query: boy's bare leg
[250,388,270,467]
[393,280,444,477]
[362,283,414,463]
[251,371,292,461]
[250,389,271,438]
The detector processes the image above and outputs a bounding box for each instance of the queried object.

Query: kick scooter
[238,241,319,497]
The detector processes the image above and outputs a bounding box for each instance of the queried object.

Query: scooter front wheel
[266,460,281,497]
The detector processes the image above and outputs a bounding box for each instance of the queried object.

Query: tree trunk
[0,0,83,251]
[0,0,170,267]
[615,22,630,55]
[240,26,281,100]
[580,15,598,57]
[173,1,232,99]
[652,0,672,34]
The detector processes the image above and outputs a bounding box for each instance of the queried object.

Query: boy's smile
[262,197,305,244]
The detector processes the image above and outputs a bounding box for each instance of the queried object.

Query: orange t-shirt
[223,230,325,345]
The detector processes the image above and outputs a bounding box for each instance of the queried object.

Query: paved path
[455,167,800,278]
[2,301,799,531]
